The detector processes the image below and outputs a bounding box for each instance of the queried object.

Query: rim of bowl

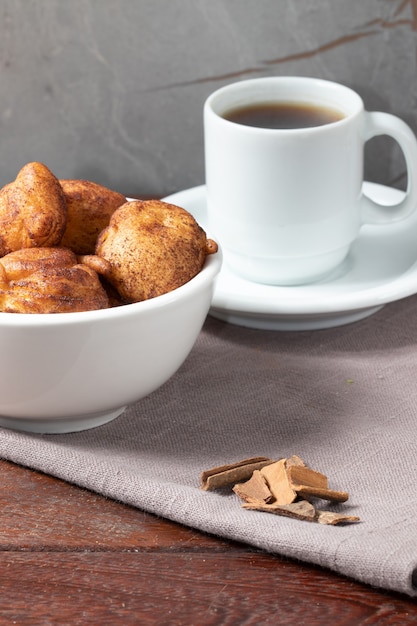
[0,248,222,327]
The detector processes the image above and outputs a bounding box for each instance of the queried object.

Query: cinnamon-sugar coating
[0,247,109,313]
[95,199,218,302]
[0,162,67,257]
[59,179,126,255]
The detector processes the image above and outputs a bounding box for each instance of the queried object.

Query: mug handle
[361,111,417,224]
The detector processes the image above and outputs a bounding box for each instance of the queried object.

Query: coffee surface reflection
[223,101,344,129]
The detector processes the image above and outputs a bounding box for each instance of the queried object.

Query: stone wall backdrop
[0,0,415,197]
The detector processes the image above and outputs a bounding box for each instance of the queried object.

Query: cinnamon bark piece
[316,510,360,525]
[233,470,274,504]
[294,485,349,503]
[243,500,360,524]
[287,465,349,503]
[200,457,274,491]
[285,455,306,468]
[242,499,316,521]
[260,459,298,505]
[287,465,328,489]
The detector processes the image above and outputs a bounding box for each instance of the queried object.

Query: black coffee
[222,101,344,129]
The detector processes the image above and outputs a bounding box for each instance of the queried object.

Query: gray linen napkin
[1,296,417,597]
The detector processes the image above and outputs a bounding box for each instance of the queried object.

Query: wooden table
[0,459,416,624]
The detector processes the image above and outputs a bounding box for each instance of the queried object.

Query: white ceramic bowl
[0,250,222,434]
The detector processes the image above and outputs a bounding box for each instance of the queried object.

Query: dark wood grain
[0,459,416,625]
[0,458,227,551]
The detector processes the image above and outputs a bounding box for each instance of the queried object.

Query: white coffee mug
[204,76,417,285]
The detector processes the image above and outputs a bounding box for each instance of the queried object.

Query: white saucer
[163,183,417,331]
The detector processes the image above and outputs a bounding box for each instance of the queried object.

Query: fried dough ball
[0,247,109,313]
[95,199,218,302]
[59,179,126,255]
[0,162,67,257]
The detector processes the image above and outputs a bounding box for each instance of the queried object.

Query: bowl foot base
[0,406,127,434]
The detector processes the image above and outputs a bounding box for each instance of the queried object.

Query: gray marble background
[0,0,415,197]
